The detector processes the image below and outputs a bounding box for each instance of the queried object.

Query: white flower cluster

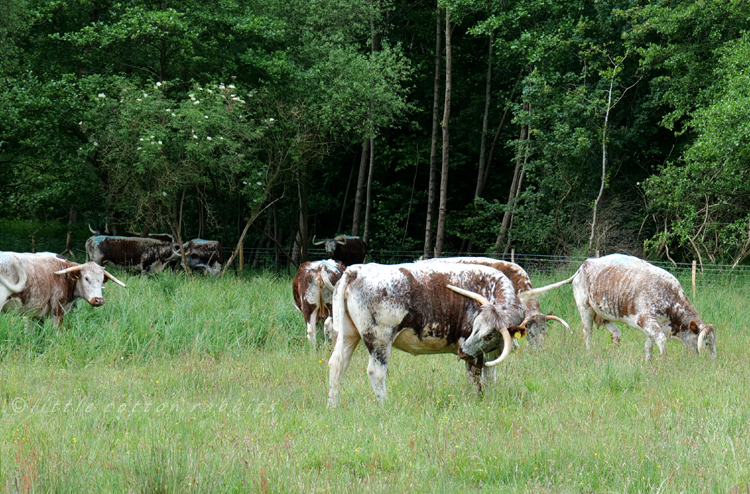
[137,135,163,150]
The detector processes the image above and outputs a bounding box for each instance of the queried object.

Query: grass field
[0,267,749,493]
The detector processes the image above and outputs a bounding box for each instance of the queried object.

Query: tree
[434,6,452,258]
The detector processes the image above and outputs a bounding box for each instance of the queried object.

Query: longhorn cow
[86,235,179,274]
[292,260,345,350]
[421,256,570,349]
[312,235,366,266]
[180,239,224,277]
[327,262,526,408]
[519,253,716,360]
[0,252,126,327]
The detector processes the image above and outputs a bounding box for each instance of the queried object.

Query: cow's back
[576,254,684,321]
[3,253,72,315]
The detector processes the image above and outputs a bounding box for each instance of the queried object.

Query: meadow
[0,266,749,493]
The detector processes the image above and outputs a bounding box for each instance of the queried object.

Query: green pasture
[0,268,748,493]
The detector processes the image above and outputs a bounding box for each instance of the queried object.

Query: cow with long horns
[312,235,366,266]
[0,252,126,327]
[518,253,716,360]
[327,262,527,408]
[86,235,179,274]
[421,256,569,349]
[292,259,346,350]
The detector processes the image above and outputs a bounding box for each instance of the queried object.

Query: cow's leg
[306,311,318,351]
[639,317,667,361]
[602,321,622,345]
[327,321,361,408]
[481,348,500,383]
[366,342,393,402]
[323,316,334,344]
[575,299,596,350]
[465,360,484,395]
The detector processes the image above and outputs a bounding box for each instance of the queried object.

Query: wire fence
[241,248,750,286]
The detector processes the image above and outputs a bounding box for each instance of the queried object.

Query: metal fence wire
[242,248,750,286]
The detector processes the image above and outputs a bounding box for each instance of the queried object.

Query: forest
[1,0,749,265]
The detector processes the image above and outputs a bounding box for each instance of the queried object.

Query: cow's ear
[688,320,700,333]
[508,325,526,339]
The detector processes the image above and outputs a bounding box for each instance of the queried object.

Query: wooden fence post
[31,234,36,253]
[511,248,515,263]
[239,241,244,271]
[692,260,697,299]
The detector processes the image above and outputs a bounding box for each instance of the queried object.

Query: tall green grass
[0,268,749,492]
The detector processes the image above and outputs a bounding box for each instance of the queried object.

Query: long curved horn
[104,270,127,287]
[446,284,490,305]
[54,265,84,275]
[485,326,513,367]
[88,224,98,234]
[546,314,572,333]
[311,235,325,246]
[697,327,709,355]
[335,235,347,245]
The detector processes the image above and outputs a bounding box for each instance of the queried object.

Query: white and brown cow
[0,252,126,328]
[327,262,526,408]
[421,256,570,349]
[292,260,345,350]
[519,253,716,360]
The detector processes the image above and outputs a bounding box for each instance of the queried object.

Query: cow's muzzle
[89,297,105,307]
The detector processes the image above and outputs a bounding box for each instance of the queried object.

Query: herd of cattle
[290,240,717,408]
[0,230,718,408]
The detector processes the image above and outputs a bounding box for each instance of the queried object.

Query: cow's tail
[517,268,580,304]
[0,261,27,293]
[320,268,336,292]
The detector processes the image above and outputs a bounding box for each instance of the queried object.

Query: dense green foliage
[0,268,748,491]
[1,0,749,261]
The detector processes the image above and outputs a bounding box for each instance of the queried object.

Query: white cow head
[447,285,525,367]
[55,262,127,306]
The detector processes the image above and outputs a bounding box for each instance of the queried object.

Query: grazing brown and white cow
[0,252,126,327]
[519,253,716,360]
[86,235,179,274]
[312,235,366,266]
[292,260,346,350]
[327,262,526,408]
[421,257,570,349]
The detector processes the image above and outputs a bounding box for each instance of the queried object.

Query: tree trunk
[474,34,494,199]
[463,33,494,254]
[337,151,357,233]
[423,2,442,259]
[363,5,379,245]
[589,78,614,255]
[494,103,530,252]
[297,168,309,263]
[434,6,452,258]
[363,136,375,244]
[351,139,369,236]
[68,204,77,225]
[503,154,527,256]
